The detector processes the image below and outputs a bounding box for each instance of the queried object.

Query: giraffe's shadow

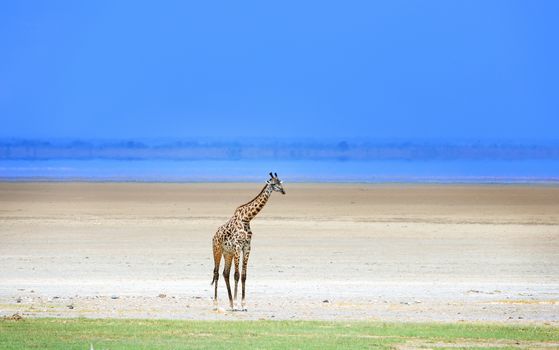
[212,307,248,313]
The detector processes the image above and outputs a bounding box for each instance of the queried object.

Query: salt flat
[0,182,558,322]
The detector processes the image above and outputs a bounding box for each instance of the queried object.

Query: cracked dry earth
[1,183,558,323]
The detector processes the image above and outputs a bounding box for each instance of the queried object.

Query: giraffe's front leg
[233,250,240,309]
[241,246,251,311]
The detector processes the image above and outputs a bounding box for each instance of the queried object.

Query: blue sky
[1,1,558,141]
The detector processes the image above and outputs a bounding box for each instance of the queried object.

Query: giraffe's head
[267,172,286,195]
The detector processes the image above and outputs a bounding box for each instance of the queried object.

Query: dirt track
[1,182,558,322]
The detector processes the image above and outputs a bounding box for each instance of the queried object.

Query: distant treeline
[1,139,558,161]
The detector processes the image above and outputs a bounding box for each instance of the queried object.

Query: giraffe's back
[213,217,248,253]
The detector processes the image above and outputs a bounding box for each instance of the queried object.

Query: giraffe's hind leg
[222,252,234,310]
[211,242,222,307]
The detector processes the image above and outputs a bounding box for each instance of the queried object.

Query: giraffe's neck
[237,184,273,222]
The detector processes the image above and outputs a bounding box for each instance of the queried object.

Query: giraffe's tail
[210,274,218,286]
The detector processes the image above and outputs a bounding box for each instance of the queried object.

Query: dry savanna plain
[0,182,558,326]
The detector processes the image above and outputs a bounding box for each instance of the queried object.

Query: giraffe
[211,172,286,311]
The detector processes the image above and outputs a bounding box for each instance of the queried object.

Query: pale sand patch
[0,182,558,321]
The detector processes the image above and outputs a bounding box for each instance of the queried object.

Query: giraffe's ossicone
[211,172,286,311]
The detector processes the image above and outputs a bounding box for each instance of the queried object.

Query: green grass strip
[1,318,558,349]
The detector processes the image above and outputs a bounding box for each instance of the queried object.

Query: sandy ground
[0,182,558,323]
